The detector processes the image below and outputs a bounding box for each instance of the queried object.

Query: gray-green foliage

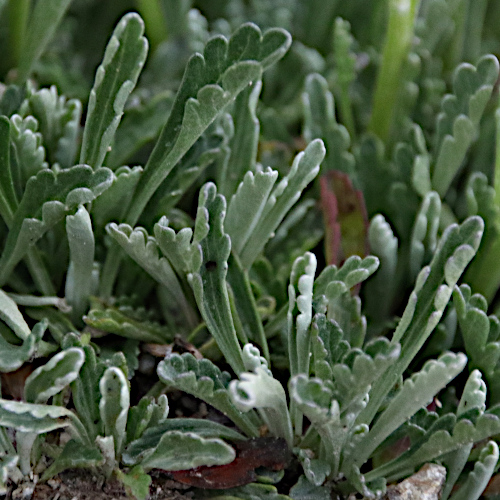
[2,3,500,499]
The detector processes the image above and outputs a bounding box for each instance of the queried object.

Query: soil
[10,470,195,500]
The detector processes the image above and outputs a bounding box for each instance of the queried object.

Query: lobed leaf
[358,216,483,428]
[126,23,291,223]
[188,182,245,374]
[431,55,499,196]
[106,223,197,331]
[0,164,113,286]
[157,352,260,437]
[80,13,148,170]
[238,140,325,269]
[349,352,467,468]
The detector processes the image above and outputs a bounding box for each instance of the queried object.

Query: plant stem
[25,248,56,296]
[369,0,421,143]
[7,0,30,71]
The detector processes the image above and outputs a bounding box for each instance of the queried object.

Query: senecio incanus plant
[2,1,500,499]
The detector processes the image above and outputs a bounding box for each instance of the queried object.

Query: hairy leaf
[188,182,245,374]
[157,352,260,437]
[431,55,499,196]
[80,13,148,170]
[126,23,291,223]
[0,165,112,285]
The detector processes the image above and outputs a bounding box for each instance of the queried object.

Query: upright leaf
[80,13,148,170]
[0,117,18,225]
[17,0,73,82]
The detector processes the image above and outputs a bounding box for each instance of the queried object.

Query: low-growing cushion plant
[1,1,500,499]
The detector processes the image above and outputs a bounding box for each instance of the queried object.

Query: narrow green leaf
[188,182,245,374]
[65,206,95,324]
[449,441,498,500]
[139,431,235,471]
[0,165,113,286]
[17,0,73,82]
[99,367,129,454]
[24,347,84,404]
[350,352,467,468]
[239,139,325,269]
[80,13,148,170]
[225,168,279,256]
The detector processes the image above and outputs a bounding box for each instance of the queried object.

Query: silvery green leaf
[188,182,245,374]
[440,370,487,500]
[0,289,31,340]
[21,85,82,168]
[449,441,498,500]
[106,223,197,331]
[409,191,441,280]
[24,347,84,404]
[219,80,261,198]
[157,352,260,437]
[230,344,293,446]
[99,367,129,454]
[154,217,198,276]
[65,206,95,323]
[84,303,174,343]
[302,73,355,178]
[0,319,45,372]
[40,439,103,481]
[17,0,72,82]
[0,398,88,442]
[297,449,331,487]
[238,140,325,269]
[80,13,148,170]
[126,23,291,223]
[289,375,343,475]
[70,344,105,441]
[9,114,47,190]
[359,216,483,428]
[432,55,499,196]
[123,418,243,466]
[92,166,142,231]
[311,314,349,382]
[225,168,279,256]
[364,215,398,327]
[348,352,467,468]
[139,431,235,471]
[0,165,113,286]
[288,252,317,384]
[453,284,500,402]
